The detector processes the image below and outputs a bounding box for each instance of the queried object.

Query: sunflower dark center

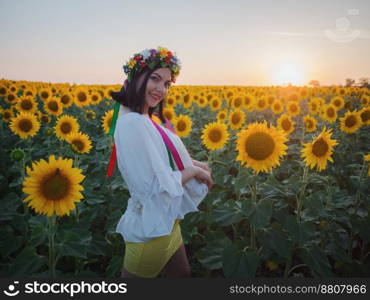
[8,94,16,102]
[245,132,275,160]
[92,95,98,101]
[258,100,265,108]
[0,87,6,95]
[42,168,70,201]
[209,129,222,143]
[234,98,242,107]
[177,120,186,131]
[312,138,329,157]
[41,91,49,99]
[334,100,341,107]
[73,140,84,151]
[61,95,70,104]
[282,119,291,131]
[306,119,313,129]
[345,115,356,127]
[41,115,49,123]
[327,107,335,118]
[360,110,370,122]
[232,114,241,124]
[48,101,58,111]
[77,92,87,102]
[21,100,32,110]
[184,95,190,103]
[61,122,72,134]
[290,104,297,112]
[19,119,32,132]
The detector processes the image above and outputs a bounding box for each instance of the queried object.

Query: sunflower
[89,91,102,105]
[0,84,7,97]
[66,132,92,154]
[330,96,345,110]
[182,93,193,109]
[321,104,337,123]
[243,94,255,111]
[55,115,80,140]
[271,99,284,115]
[359,107,370,126]
[304,115,317,132]
[9,112,41,139]
[210,97,222,111]
[15,96,38,114]
[196,96,208,107]
[44,97,63,116]
[22,155,85,216]
[301,128,338,171]
[173,114,192,137]
[5,92,17,105]
[74,87,91,108]
[236,121,288,173]
[286,101,300,117]
[308,97,321,115]
[228,109,246,130]
[231,95,244,109]
[217,109,228,122]
[255,97,268,111]
[59,92,74,108]
[40,113,51,124]
[165,96,176,108]
[163,107,176,122]
[39,87,52,101]
[277,114,295,136]
[201,122,229,150]
[101,109,113,134]
[23,88,36,98]
[84,109,96,121]
[339,111,362,134]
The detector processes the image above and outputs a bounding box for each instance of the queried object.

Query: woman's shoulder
[117,111,148,126]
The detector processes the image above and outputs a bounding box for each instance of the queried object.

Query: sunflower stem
[297,166,309,223]
[250,181,258,250]
[48,214,57,278]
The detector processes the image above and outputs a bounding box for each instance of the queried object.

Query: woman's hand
[194,166,213,190]
[192,159,212,174]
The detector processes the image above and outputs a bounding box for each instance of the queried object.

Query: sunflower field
[1,78,370,278]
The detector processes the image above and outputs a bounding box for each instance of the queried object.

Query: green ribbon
[109,101,121,136]
[165,144,175,171]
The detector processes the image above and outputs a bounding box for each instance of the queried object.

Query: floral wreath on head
[123,46,181,83]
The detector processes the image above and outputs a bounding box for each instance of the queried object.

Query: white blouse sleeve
[114,113,206,242]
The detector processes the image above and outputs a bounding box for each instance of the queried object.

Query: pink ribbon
[150,119,184,171]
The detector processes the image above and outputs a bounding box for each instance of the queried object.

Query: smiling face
[137,68,172,114]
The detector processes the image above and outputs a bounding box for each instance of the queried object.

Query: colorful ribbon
[106,111,183,177]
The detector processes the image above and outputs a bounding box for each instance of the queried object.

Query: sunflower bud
[10,148,25,161]
[46,128,54,136]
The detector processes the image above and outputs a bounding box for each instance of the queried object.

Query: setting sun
[272,63,306,86]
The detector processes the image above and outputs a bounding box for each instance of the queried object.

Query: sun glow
[272,63,306,86]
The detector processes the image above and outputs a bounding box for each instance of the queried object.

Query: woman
[109,47,213,278]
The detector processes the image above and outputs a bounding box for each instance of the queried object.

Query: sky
[0,0,369,86]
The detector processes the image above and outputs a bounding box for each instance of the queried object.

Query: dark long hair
[111,64,167,124]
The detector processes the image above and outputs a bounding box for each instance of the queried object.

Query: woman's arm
[191,158,212,174]
[181,165,213,190]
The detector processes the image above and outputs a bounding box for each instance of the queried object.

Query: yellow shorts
[123,219,183,278]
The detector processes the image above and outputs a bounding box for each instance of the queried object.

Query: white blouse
[114,105,208,242]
